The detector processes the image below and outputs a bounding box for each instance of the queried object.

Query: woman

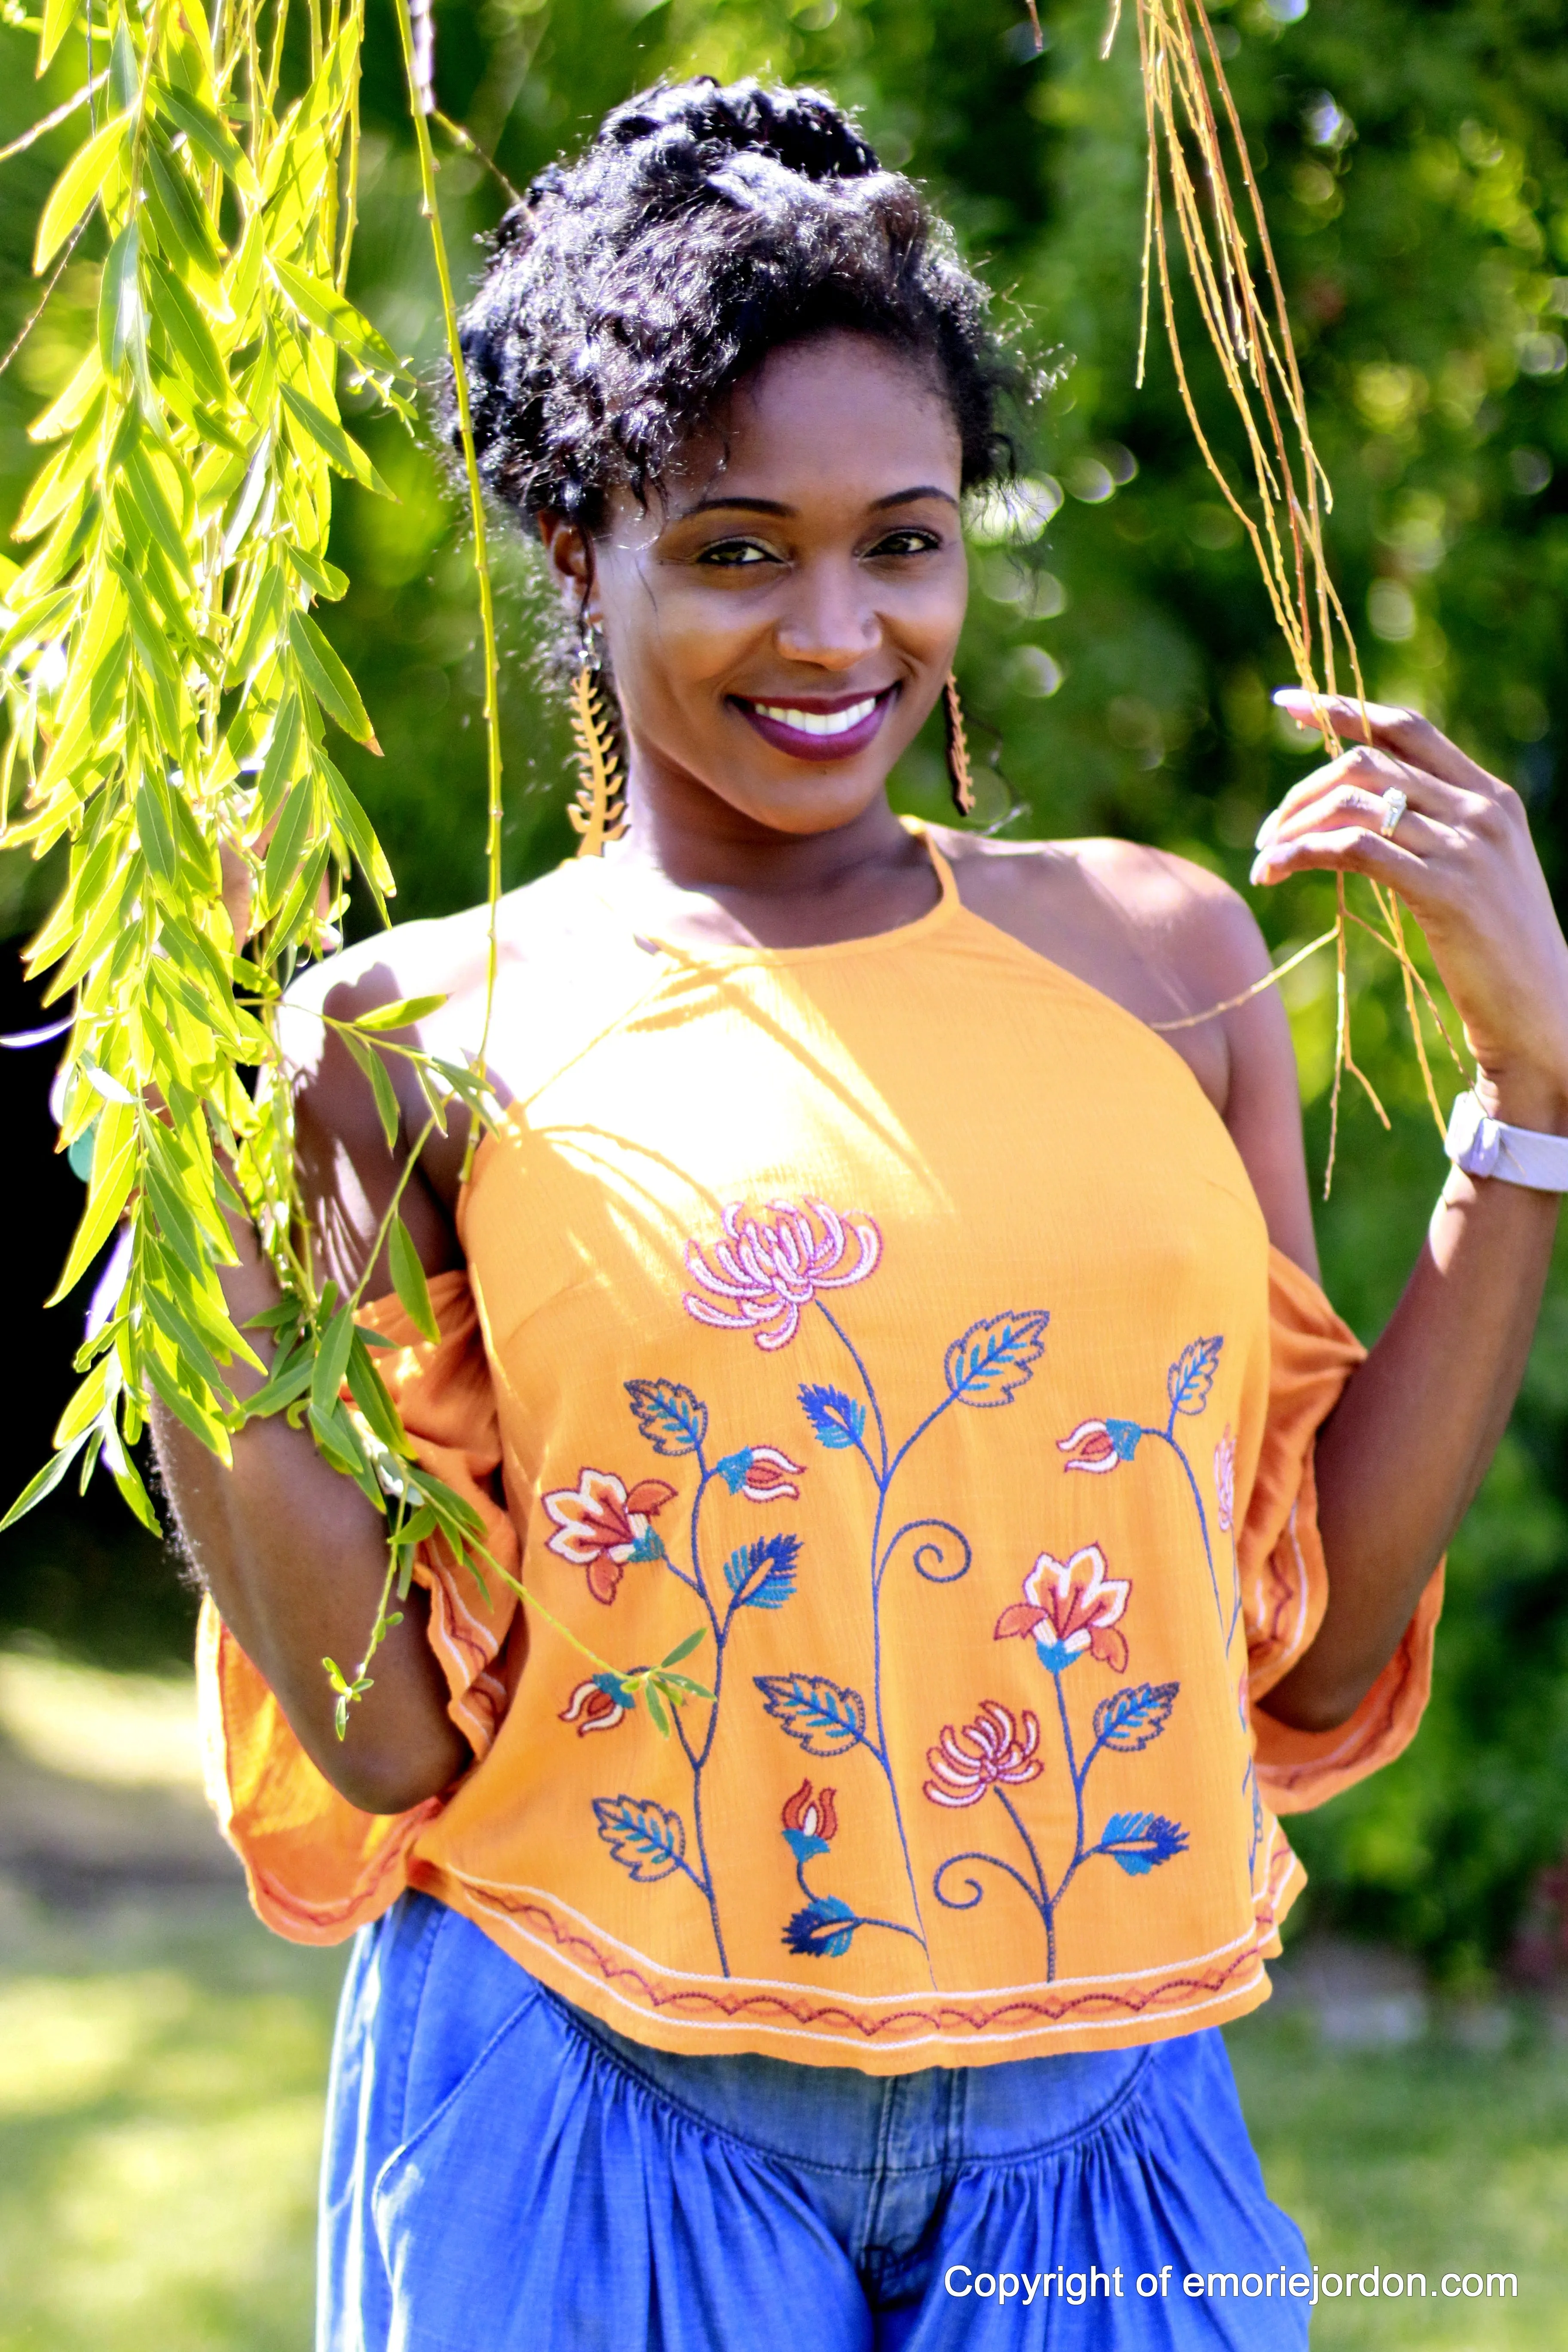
[161,77,1568,2350]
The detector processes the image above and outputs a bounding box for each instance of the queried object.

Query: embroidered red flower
[683,1199,881,1351]
[542,1467,677,1604]
[781,1777,838,1842]
[924,1703,1042,1808]
[559,1677,630,1735]
[717,1444,806,1502]
[1057,1418,1142,1473]
[994,1544,1131,1673]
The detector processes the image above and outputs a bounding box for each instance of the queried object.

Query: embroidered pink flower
[924,1703,1042,1808]
[727,1445,806,1502]
[542,1467,677,1605]
[1214,1426,1236,1535]
[559,1677,629,1735]
[683,1199,881,1351]
[1057,1418,1141,1473]
[781,1777,838,1841]
[994,1544,1131,1673]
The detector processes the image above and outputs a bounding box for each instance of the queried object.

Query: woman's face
[545,331,969,840]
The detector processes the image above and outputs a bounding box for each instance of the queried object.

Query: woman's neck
[601,780,940,952]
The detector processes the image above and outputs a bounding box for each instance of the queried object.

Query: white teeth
[753,696,879,738]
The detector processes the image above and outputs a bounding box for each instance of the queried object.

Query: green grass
[0,1896,344,2352]
[1228,2001,1568,2347]
[4,1907,1565,2347]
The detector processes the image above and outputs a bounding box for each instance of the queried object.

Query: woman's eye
[867,529,942,559]
[695,539,778,569]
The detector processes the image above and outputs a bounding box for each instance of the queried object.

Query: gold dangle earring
[943,671,976,818]
[567,622,627,857]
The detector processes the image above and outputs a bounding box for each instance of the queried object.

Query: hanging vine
[1104,0,1462,1181]
[0,0,704,1740]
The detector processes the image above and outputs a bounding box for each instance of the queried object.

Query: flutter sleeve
[196,1268,521,1944]
[1241,1246,1445,1816]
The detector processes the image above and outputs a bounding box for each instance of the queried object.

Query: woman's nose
[773,562,882,670]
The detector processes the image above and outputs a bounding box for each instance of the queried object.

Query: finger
[1271,689,1499,798]
[1249,821,1438,897]
[1257,744,1482,846]
[1260,766,1467,855]
[1271,790,1454,858]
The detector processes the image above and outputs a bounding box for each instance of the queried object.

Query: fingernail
[1254,811,1279,849]
[1272,686,1313,707]
[1248,855,1270,886]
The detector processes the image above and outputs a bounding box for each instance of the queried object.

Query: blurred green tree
[2,0,1565,1975]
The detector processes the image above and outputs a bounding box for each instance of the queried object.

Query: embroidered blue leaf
[755,1672,867,1757]
[724,1533,800,1612]
[716,1449,753,1493]
[1106,1418,1143,1461]
[1097,1811,1188,1877]
[628,1527,666,1564]
[799,1384,866,1452]
[1167,1338,1223,1419]
[783,1827,831,1864]
[593,1671,637,1710]
[784,1896,857,1958]
[592,1795,687,1882]
[625,1378,708,1457]
[1093,1682,1179,1754]
[943,1312,1051,1408]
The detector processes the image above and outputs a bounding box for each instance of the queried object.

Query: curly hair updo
[455,76,1017,534]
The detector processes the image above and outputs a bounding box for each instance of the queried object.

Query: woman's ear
[537,513,596,625]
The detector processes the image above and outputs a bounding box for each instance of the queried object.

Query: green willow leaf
[284,539,349,601]
[288,608,380,749]
[353,994,446,1032]
[106,1434,163,1534]
[0,1434,90,1534]
[262,773,316,913]
[35,111,129,271]
[146,266,229,409]
[46,1109,137,1305]
[150,77,257,194]
[37,0,80,77]
[311,1304,357,1420]
[98,222,151,407]
[388,1216,440,1343]
[143,132,226,285]
[271,258,409,388]
[277,382,395,500]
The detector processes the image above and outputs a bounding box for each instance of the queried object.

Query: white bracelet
[1444,1090,1568,1192]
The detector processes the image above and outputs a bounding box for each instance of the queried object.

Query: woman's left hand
[1251,691,1568,1129]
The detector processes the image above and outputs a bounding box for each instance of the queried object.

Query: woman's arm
[1246,698,1568,1732]
[150,942,476,1813]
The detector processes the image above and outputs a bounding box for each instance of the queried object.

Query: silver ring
[1379,786,1409,840]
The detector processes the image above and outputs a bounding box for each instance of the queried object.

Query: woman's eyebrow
[674,495,793,520]
[868,485,961,511]
[671,485,960,522]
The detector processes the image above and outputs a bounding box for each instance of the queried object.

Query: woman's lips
[731,686,898,763]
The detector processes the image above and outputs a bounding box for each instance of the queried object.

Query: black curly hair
[455,76,1018,535]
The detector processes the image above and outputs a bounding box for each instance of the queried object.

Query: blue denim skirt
[319,1892,1308,2351]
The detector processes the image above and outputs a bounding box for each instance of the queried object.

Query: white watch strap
[1445,1090,1568,1192]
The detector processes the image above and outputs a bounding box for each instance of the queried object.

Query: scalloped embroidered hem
[402,1826,1302,2074]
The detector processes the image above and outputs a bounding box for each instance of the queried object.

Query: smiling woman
[149,71,1568,2352]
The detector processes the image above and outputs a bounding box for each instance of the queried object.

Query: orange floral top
[199,834,1442,2071]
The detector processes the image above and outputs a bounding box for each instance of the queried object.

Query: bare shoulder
[931,827,1272,1025]
[279,861,588,1075]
